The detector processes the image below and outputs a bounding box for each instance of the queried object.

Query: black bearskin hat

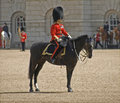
[52,6,64,22]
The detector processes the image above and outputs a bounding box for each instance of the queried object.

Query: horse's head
[83,37,93,58]
[72,35,93,60]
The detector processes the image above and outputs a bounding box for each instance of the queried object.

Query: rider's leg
[52,46,63,58]
[98,41,103,48]
[51,41,63,63]
[51,41,59,63]
[95,41,98,49]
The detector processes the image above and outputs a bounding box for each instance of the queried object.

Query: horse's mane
[71,35,88,41]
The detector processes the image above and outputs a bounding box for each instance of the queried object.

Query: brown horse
[109,31,114,44]
[28,35,93,92]
[113,27,120,47]
[99,26,111,48]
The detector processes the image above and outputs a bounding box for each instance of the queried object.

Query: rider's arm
[54,35,59,40]
[61,25,72,38]
[61,25,68,36]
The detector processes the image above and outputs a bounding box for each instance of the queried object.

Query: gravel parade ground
[0,49,120,103]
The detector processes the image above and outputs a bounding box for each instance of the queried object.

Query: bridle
[80,49,88,62]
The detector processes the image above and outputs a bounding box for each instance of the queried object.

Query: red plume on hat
[52,6,64,22]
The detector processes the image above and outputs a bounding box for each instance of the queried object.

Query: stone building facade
[0,0,120,48]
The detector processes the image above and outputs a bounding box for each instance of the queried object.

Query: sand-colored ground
[0,49,120,103]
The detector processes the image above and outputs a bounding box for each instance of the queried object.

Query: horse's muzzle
[88,55,92,58]
[88,51,92,58]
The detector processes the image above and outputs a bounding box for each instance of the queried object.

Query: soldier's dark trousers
[21,42,25,51]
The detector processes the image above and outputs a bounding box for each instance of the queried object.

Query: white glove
[57,38,62,42]
[67,33,72,38]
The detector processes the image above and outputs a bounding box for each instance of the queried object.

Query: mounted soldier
[50,6,72,63]
[2,23,10,39]
[104,21,109,34]
[28,6,93,93]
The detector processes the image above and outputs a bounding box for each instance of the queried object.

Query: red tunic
[20,32,27,42]
[96,33,100,41]
[50,23,68,41]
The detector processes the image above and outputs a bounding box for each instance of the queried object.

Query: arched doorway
[104,10,120,45]
[108,13,119,30]
[11,11,26,48]
[105,10,120,31]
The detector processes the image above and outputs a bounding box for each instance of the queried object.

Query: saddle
[42,36,69,56]
[42,43,66,56]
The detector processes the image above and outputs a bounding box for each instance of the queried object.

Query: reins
[73,41,80,60]
[73,41,88,62]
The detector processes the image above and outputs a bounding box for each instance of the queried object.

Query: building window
[15,16,26,33]
[108,13,119,30]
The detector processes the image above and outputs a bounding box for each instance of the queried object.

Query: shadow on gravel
[0,91,66,94]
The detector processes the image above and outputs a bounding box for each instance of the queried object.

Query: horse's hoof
[68,88,73,92]
[29,89,34,92]
[35,88,40,92]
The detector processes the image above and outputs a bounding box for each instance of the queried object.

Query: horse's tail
[28,55,32,79]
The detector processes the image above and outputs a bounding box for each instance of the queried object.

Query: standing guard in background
[95,30,103,49]
[50,6,72,63]
[18,27,27,51]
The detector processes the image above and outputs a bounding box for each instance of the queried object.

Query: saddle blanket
[42,43,66,56]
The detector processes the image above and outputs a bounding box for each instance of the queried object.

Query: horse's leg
[4,40,6,48]
[6,39,8,49]
[29,58,36,92]
[66,66,74,92]
[102,40,104,48]
[119,40,120,48]
[5,39,8,49]
[29,76,33,92]
[2,39,5,48]
[102,40,105,48]
[7,39,10,48]
[116,40,118,47]
[9,38,11,48]
[34,60,46,92]
[105,40,107,49]
[1,39,4,48]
